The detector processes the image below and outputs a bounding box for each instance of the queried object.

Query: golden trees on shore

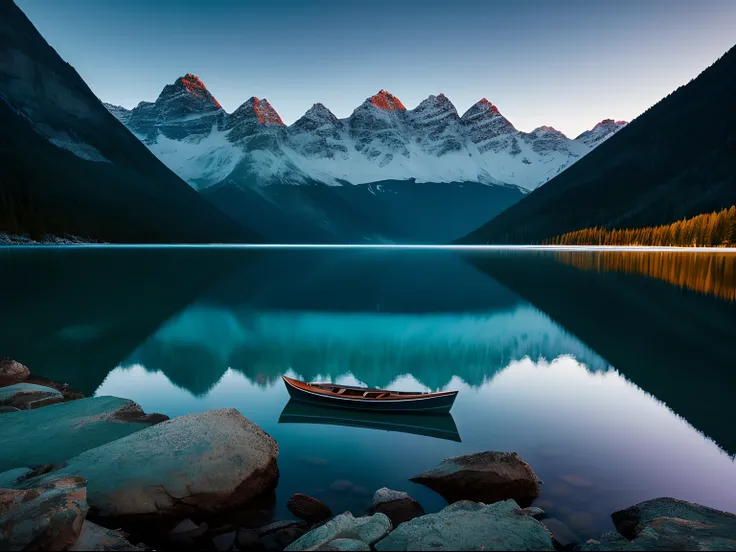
[544,206,736,247]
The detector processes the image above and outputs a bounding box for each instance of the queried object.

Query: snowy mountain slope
[107,77,626,193]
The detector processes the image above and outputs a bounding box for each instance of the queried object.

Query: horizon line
[5,244,736,253]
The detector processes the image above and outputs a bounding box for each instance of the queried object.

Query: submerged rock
[582,497,736,550]
[0,382,63,410]
[0,396,165,472]
[0,476,88,551]
[285,512,392,551]
[0,358,29,386]
[69,520,145,551]
[409,451,542,506]
[31,408,279,518]
[370,487,425,526]
[541,518,581,548]
[374,499,554,551]
[287,493,333,523]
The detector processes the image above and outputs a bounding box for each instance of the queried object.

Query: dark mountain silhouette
[459,45,736,245]
[0,1,258,243]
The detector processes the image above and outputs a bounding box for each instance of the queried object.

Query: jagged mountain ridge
[105,77,626,192]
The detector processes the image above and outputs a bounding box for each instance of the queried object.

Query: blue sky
[15,0,736,137]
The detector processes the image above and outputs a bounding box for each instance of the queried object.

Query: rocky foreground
[2,358,735,551]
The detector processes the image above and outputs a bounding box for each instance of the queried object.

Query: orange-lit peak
[537,125,559,132]
[370,90,406,111]
[176,73,222,108]
[475,98,500,114]
[250,97,285,125]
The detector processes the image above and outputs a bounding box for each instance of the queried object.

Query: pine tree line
[544,206,736,247]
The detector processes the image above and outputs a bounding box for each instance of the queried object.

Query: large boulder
[0,476,88,551]
[0,396,166,472]
[374,499,555,551]
[409,451,541,506]
[0,358,29,386]
[287,493,333,523]
[582,497,736,551]
[0,383,63,410]
[370,488,425,527]
[70,520,145,551]
[31,408,279,518]
[285,512,392,551]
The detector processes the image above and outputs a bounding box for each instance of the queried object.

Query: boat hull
[282,376,457,413]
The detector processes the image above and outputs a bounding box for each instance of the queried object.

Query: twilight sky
[15,0,736,137]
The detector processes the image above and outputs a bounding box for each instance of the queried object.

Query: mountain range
[101,77,624,242]
[105,79,625,192]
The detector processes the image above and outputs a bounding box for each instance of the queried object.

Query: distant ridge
[106,78,625,193]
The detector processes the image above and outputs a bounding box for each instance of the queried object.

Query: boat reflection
[278,400,461,442]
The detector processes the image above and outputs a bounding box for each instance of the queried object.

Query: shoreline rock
[0,358,29,386]
[285,512,392,551]
[0,476,88,551]
[374,499,554,551]
[409,451,542,507]
[0,396,167,472]
[0,382,64,410]
[369,488,425,527]
[581,497,736,551]
[70,520,145,551]
[27,408,279,518]
[287,493,333,524]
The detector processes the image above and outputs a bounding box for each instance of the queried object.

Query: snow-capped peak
[234,97,285,125]
[369,90,406,111]
[531,125,566,136]
[574,118,628,146]
[157,73,222,111]
[413,93,458,114]
[291,103,341,132]
[462,98,503,118]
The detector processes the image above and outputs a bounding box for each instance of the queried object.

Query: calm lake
[1,246,735,542]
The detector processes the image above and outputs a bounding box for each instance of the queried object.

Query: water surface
[1,247,734,542]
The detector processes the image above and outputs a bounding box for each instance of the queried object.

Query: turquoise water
[1,247,734,542]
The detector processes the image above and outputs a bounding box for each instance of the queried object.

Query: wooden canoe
[281,375,458,413]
